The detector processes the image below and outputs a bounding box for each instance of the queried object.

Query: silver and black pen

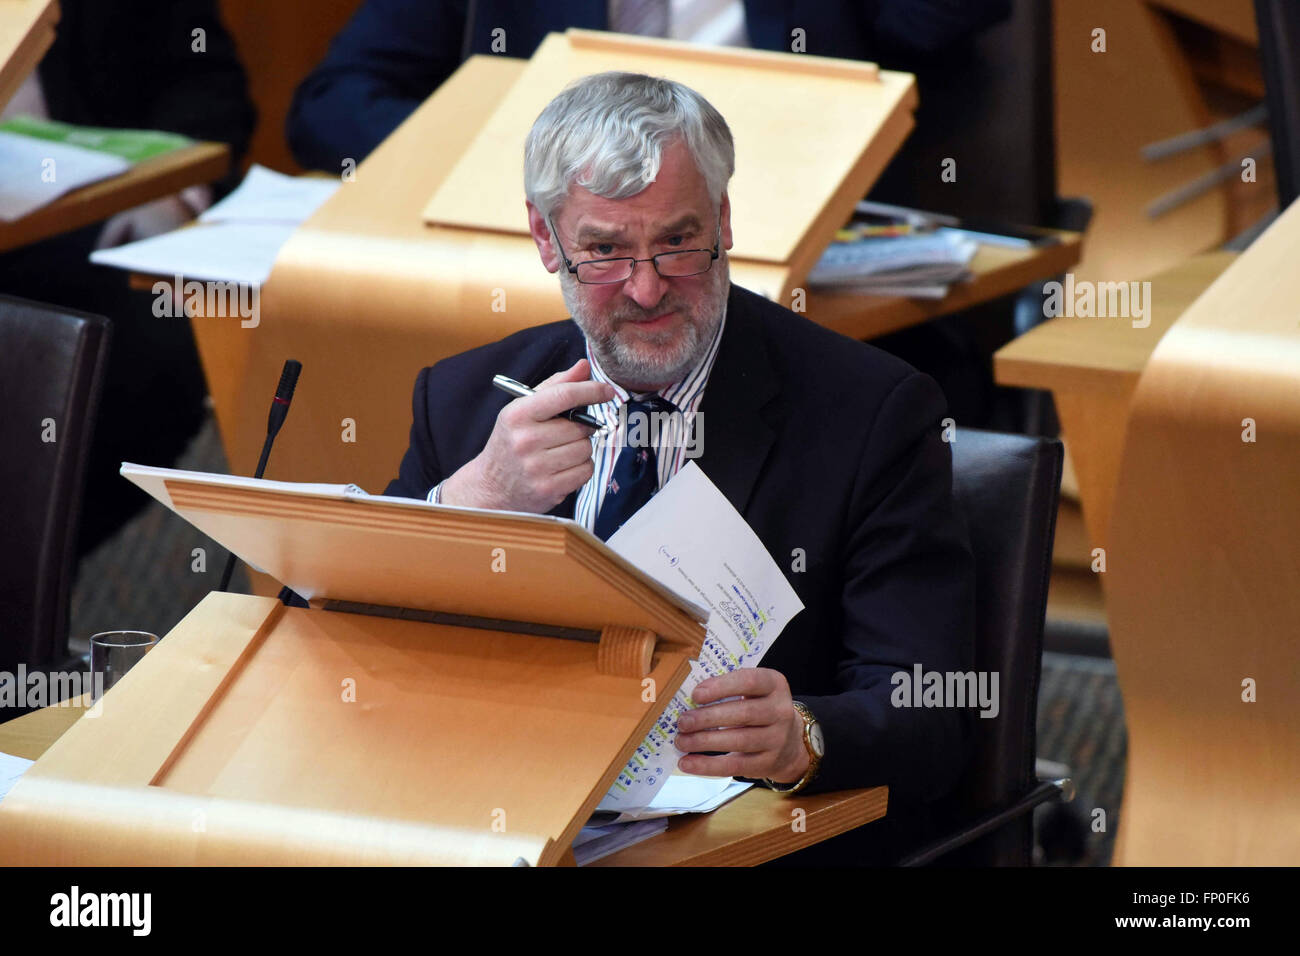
[491,374,608,430]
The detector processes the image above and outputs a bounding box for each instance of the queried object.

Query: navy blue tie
[594,395,676,541]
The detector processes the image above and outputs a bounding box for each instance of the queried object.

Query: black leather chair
[0,295,111,679]
[898,427,1069,866]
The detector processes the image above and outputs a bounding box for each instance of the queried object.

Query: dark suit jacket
[286,0,1009,173]
[386,282,976,806]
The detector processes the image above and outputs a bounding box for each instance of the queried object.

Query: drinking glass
[89,631,159,702]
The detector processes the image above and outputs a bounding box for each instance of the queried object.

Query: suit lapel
[695,285,779,516]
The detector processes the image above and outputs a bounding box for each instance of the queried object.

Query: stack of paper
[596,462,804,814]
[0,126,128,221]
[572,819,668,865]
[89,164,340,286]
[575,776,752,864]
[807,227,979,299]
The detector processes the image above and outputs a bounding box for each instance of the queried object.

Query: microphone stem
[217,430,278,592]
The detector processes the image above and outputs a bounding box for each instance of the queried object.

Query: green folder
[0,115,191,164]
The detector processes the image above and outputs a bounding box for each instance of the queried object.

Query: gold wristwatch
[764,701,824,794]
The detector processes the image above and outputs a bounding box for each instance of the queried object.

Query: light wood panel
[0,141,229,252]
[1054,0,1229,283]
[0,692,86,760]
[0,0,57,115]
[1103,201,1300,865]
[425,29,914,271]
[995,251,1237,551]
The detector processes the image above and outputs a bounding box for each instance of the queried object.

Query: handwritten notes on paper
[597,462,804,813]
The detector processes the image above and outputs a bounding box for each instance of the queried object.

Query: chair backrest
[940,427,1062,864]
[1255,0,1300,208]
[0,295,111,675]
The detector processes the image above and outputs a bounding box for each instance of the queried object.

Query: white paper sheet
[89,222,296,286]
[199,164,339,225]
[0,130,130,221]
[599,774,754,823]
[0,751,34,803]
[596,462,804,812]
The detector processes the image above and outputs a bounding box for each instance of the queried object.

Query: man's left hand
[675,668,809,784]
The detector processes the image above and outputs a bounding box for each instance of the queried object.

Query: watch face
[809,722,825,757]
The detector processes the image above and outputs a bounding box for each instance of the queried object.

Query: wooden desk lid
[122,464,708,656]
[423,29,916,276]
[3,465,713,866]
[0,0,58,114]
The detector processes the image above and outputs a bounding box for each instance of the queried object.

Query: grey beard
[560,257,728,390]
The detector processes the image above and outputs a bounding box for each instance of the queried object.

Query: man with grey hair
[387,72,975,863]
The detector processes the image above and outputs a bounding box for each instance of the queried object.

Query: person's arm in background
[286,0,468,173]
[871,0,1011,56]
[137,0,256,189]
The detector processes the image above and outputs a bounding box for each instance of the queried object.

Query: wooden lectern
[0,470,710,866]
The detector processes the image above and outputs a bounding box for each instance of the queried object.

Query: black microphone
[217,359,303,592]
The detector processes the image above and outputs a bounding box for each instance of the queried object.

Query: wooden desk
[997,207,1300,863]
[0,694,887,867]
[0,141,230,253]
[804,232,1083,342]
[1100,206,1300,865]
[994,251,1237,553]
[0,693,88,760]
[593,786,887,866]
[0,0,58,114]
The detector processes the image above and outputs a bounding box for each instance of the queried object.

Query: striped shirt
[575,303,727,532]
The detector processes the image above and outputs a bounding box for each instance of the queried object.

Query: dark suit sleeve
[796,371,975,801]
[286,0,467,172]
[384,366,445,499]
[871,0,1011,54]
[142,0,255,169]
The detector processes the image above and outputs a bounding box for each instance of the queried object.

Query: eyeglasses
[548,213,722,285]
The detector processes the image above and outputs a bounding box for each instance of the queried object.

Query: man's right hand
[440,359,615,513]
